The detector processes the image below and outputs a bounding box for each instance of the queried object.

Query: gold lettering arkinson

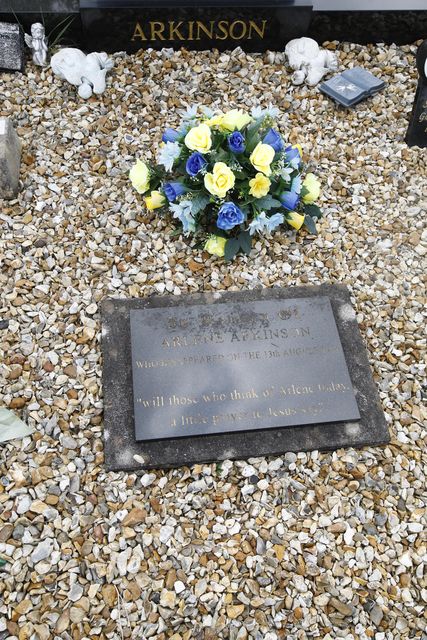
[132,19,267,43]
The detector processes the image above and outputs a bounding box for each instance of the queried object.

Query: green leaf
[238,231,252,256]
[245,118,265,153]
[300,185,309,198]
[255,195,282,211]
[191,193,210,215]
[224,238,240,262]
[304,203,322,220]
[0,559,6,567]
[303,215,318,235]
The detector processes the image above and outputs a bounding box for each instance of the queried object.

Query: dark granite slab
[101,285,389,471]
[406,40,427,148]
[80,1,313,53]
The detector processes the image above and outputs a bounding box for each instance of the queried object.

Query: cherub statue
[50,48,114,99]
[24,22,48,67]
[285,37,338,87]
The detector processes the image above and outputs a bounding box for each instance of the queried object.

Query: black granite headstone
[406,40,427,148]
[101,285,389,471]
[0,22,24,72]
[80,0,313,53]
[1,1,427,51]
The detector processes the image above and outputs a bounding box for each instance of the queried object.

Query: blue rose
[280,190,300,211]
[284,145,301,168]
[263,128,283,152]
[228,131,245,154]
[217,202,245,231]
[163,181,187,202]
[162,128,180,143]
[186,152,207,177]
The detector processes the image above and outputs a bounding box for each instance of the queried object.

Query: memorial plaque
[130,297,360,441]
[101,285,389,470]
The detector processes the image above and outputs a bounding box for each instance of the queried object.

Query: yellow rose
[206,114,224,127]
[204,162,235,198]
[221,109,252,131]
[249,142,275,176]
[249,173,271,198]
[287,212,305,230]
[144,190,165,210]
[129,160,150,194]
[184,123,212,153]
[302,173,321,204]
[204,235,227,257]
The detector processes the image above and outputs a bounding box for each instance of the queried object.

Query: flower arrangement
[130,105,322,260]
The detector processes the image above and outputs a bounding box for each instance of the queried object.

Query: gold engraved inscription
[131,19,267,43]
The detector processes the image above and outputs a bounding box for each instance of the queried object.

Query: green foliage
[254,195,282,212]
[224,238,240,261]
[224,232,252,260]
[245,118,265,153]
[303,215,318,235]
[191,193,211,215]
[238,231,252,255]
[304,203,322,219]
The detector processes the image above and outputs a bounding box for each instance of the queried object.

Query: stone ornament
[24,22,48,67]
[285,37,338,87]
[50,47,113,99]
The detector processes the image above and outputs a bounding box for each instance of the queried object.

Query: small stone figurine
[285,37,338,87]
[24,22,48,67]
[50,47,114,99]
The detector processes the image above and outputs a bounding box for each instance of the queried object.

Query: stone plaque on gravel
[130,297,360,441]
[0,117,21,199]
[0,22,24,72]
[101,285,389,470]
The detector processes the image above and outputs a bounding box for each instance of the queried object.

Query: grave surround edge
[101,284,390,471]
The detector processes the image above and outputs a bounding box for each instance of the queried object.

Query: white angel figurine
[50,48,114,99]
[285,37,338,87]
[25,22,48,67]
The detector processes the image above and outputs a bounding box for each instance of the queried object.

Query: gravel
[0,41,426,639]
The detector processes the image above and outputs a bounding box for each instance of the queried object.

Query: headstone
[320,67,386,107]
[79,0,314,53]
[0,118,22,200]
[1,1,427,51]
[405,39,427,148]
[101,285,389,471]
[0,22,24,72]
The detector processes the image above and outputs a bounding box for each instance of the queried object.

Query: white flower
[169,199,196,235]
[280,166,294,181]
[291,175,302,194]
[251,103,280,119]
[178,104,199,121]
[248,211,284,236]
[200,105,215,118]
[158,142,181,172]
